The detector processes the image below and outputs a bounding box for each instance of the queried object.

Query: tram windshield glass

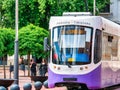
[52,25,93,65]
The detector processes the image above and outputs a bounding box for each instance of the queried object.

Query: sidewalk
[0,69,33,90]
[0,67,67,90]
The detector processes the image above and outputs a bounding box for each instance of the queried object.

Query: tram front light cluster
[80,67,83,70]
[53,65,60,70]
[57,67,60,70]
[85,66,88,69]
[53,65,88,71]
[54,65,56,69]
[80,66,88,70]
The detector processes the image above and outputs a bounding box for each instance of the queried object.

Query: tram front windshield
[52,25,93,65]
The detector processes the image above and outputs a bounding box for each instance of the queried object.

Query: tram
[44,12,120,89]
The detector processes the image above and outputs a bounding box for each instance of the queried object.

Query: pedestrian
[39,58,47,76]
[19,56,24,65]
[30,58,37,76]
[19,57,25,76]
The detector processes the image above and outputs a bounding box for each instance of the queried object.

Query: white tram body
[46,13,120,89]
[101,17,120,87]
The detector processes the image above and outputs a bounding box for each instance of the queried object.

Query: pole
[14,0,19,84]
[93,0,96,15]
[84,0,88,12]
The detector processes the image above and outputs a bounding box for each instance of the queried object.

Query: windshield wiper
[67,62,72,68]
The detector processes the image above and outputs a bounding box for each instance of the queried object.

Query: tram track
[101,84,120,90]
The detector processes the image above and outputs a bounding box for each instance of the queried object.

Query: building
[100,0,120,24]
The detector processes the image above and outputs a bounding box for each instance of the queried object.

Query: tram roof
[62,12,92,16]
[102,17,120,36]
[49,16,120,36]
[49,16,102,29]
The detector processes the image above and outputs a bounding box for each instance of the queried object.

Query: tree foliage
[1,0,110,29]
[19,24,48,76]
[19,24,49,58]
[0,28,15,56]
[0,0,110,60]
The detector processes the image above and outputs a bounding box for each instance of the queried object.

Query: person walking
[19,57,25,76]
[30,58,37,76]
[39,58,47,76]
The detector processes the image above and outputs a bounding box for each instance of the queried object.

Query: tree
[0,34,4,56]
[0,28,15,78]
[1,0,15,28]
[1,0,110,29]
[0,28,15,57]
[0,0,3,27]
[19,24,48,76]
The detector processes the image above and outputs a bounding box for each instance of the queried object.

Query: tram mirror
[44,37,50,51]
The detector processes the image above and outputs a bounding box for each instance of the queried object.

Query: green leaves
[0,0,110,59]
[0,24,49,59]
[19,24,49,58]
[38,0,46,14]
[1,0,110,29]
[0,28,15,56]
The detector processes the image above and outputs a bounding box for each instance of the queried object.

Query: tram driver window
[94,29,102,64]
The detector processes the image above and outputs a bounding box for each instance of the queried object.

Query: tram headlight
[80,67,83,70]
[85,66,88,69]
[54,65,56,69]
[57,67,60,70]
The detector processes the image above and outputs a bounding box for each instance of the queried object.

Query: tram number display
[61,29,86,35]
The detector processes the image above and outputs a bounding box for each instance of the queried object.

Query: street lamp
[14,0,19,84]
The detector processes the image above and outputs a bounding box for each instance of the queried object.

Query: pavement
[0,66,67,90]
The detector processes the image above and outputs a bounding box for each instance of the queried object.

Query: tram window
[94,29,102,64]
[102,33,119,61]
[66,48,70,54]
[108,36,113,42]
[52,25,93,65]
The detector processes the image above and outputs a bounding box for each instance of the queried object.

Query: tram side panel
[101,32,120,88]
[101,61,120,87]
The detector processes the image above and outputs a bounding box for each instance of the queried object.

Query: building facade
[100,0,120,24]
